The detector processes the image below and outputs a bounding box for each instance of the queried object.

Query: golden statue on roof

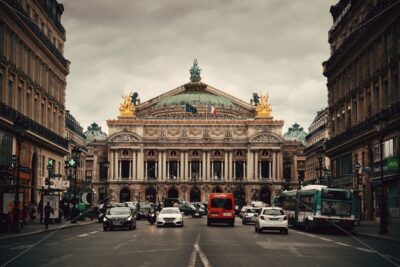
[119,93,136,117]
[256,93,272,118]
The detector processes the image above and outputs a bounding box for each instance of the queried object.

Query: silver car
[242,208,261,225]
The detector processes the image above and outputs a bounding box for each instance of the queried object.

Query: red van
[207,193,235,227]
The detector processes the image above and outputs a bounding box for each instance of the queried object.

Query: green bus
[273,185,356,231]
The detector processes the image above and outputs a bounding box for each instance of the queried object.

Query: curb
[353,232,400,243]
[0,221,97,240]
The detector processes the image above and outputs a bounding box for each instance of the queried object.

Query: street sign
[354,162,361,171]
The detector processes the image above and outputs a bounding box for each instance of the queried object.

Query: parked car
[137,205,152,220]
[103,207,136,231]
[157,207,184,227]
[255,207,288,234]
[242,207,261,225]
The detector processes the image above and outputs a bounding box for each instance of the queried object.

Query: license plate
[269,218,279,221]
[223,212,232,216]
[331,219,340,223]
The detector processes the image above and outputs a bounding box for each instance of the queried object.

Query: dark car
[179,204,195,215]
[103,207,136,231]
[137,205,152,220]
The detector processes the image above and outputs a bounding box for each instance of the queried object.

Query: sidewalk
[0,218,96,240]
[353,220,400,243]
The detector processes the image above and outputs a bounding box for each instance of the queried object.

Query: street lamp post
[354,162,361,225]
[12,117,27,233]
[70,147,80,223]
[374,112,388,235]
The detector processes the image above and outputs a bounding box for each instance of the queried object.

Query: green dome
[84,122,107,142]
[156,92,233,108]
[283,123,307,146]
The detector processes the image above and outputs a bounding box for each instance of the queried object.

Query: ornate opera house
[87,60,285,206]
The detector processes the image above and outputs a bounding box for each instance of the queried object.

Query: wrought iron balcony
[0,102,68,149]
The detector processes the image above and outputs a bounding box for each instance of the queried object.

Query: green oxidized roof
[283,123,307,146]
[156,92,233,108]
[84,122,107,141]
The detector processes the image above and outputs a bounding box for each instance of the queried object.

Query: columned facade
[91,64,285,206]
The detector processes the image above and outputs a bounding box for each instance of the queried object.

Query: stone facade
[323,0,400,221]
[89,65,285,206]
[0,0,69,205]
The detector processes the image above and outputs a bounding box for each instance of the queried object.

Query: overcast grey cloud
[62,0,336,134]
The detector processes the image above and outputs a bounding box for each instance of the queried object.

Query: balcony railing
[0,102,68,149]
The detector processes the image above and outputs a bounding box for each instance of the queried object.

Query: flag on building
[184,103,197,113]
[207,104,218,115]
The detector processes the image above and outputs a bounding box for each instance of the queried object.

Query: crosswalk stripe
[319,237,333,242]
[356,247,374,253]
[78,234,88,237]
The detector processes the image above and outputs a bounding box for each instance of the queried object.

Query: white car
[255,207,288,234]
[157,207,184,227]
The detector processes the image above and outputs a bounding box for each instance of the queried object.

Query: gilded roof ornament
[189,59,201,82]
[255,93,272,118]
[119,92,136,117]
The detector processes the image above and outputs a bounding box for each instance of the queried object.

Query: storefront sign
[387,158,399,171]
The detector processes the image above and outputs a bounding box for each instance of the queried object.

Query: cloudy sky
[62,0,336,135]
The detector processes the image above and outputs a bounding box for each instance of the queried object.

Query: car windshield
[160,209,180,214]
[263,209,284,215]
[246,208,260,214]
[107,208,130,215]
[211,198,232,210]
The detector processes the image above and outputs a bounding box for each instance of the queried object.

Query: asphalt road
[0,217,399,267]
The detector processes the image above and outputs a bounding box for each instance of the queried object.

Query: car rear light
[283,215,287,220]
[260,215,265,220]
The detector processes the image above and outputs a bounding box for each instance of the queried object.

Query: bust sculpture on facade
[256,93,272,118]
[119,93,136,117]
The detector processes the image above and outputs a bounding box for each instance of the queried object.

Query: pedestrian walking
[44,202,54,229]
[28,202,37,223]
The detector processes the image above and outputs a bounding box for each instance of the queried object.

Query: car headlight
[177,216,182,221]
[103,217,108,222]
[126,216,132,221]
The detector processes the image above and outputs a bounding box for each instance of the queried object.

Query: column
[180,151,184,180]
[272,152,277,180]
[177,161,180,180]
[189,161,192,180]
[233,161,236,180]
[109,151,114,180]
[202,151,206,180]
[221,162,224,179]
[166,161,169,180]
[184,151,189,180]
[269,160,272,178]
[144,161,148,179]
[163,151,167,180]
[206,151,211,180]
[118,161,122,179]
[139,148,144,181]
[211,161,214,180]
[158,152,162,179]
[228,151,233,180]
[254,151,259,180]
[224,151,228,180]
[247,150,253,180]
[129,161,132,180]
[243,162,246,180]
[114,151,118,180]
[278,150,283,180]
[132,151,136,180]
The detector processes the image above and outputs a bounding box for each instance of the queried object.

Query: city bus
[273,185,356,231]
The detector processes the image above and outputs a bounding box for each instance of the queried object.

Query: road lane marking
[78,234,88,237]
[356,247,375,253]
[334,242,350,247]
[114,243,127,250]
[318,237,333,242]
[89,231,99,234]
[195,244,211,267]
[188,233,212,267]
